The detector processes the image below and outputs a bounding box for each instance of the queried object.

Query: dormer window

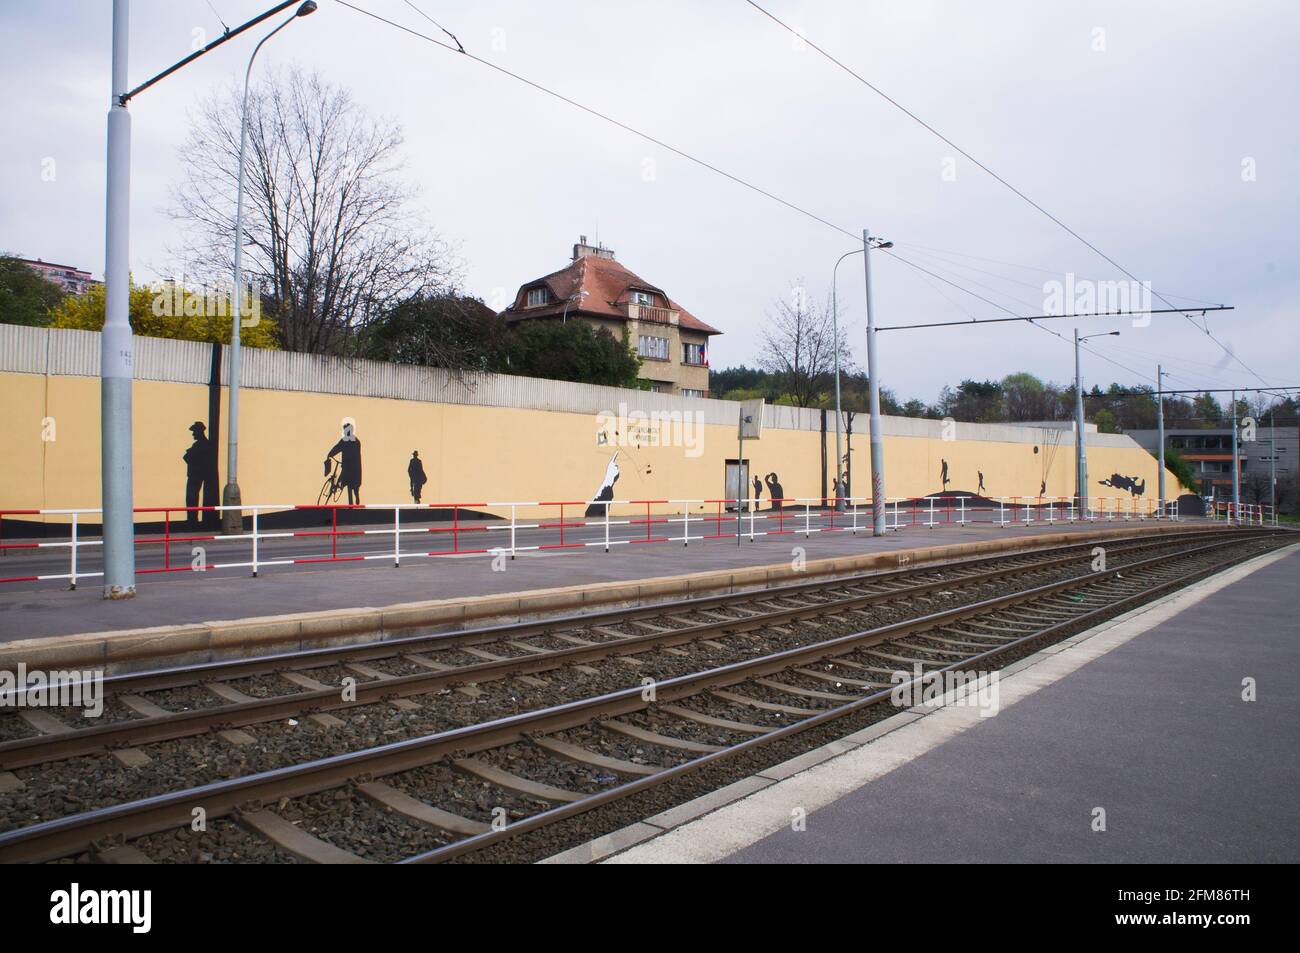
[526,287,551,308]
[629,290,654,307]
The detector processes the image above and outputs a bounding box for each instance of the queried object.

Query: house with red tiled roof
[500,237,721,397]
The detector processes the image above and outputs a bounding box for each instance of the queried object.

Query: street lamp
[1073,329,1119,515]
[863,231,892,536]
[1156,365,1170,507]
[561,290,589,324]
[223,0,317,534]
[100,0,315,597]
[830,249,862,511]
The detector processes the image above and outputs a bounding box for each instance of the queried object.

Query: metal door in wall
[724,459,749,512]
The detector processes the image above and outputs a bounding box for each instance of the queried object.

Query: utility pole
[223,0,318,535]
[830,249,862,513]
[1157,364,1167,507]
[863,229,888,536]
[1074,329,1087,516]
[1072,329,1119,517]
[1231,389,1240,523]
[1270,407,1277,524]
[1268,408,1279,525]
[102,0,135,599]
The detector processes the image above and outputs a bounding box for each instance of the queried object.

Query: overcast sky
[2,0,1297,405]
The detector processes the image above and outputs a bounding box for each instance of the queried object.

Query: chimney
[573,236,616,261]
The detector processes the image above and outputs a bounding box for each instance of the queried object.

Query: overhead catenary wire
[742,0,1271,387]
[341,1,1247,400]
[337,0,861,244]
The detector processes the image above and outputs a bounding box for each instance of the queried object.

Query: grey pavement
[723,546,1300,863]
[0,517,1207,642]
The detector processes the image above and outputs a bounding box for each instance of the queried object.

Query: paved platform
[0,518,1210,644]
[605,543,1300,864]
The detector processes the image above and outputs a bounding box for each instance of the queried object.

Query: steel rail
[0,533,1278,864]
[22,527,1225,699]
[409,535,1286,863]
[0,530,1232,768]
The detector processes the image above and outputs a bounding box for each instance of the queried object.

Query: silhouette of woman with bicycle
[322,421,363,506]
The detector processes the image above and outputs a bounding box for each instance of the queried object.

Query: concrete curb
[0,522,1214,674]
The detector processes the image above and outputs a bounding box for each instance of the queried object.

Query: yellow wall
[0,371,1173,521]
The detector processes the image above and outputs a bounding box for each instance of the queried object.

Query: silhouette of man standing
[325,422,363,505]
[183,422,210,528]
[408,450,427,504]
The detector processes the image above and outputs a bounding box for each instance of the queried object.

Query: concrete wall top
[1,324,1143,450]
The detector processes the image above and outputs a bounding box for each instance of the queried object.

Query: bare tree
[757,284,853,408]
[170,68,458,355]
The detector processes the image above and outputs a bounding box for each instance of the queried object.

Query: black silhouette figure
[1040,479,1047,497]
[765,473,785,511]
[940,459,950,491]
[585,453,621,517]
[752,475,763,511]
[324,423,363,505]
[977,471,986,495]
[183,421,211,528]
[1098,473,1146,497]
[408,451,427,504]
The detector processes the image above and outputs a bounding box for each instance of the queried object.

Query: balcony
[627,302,679,326]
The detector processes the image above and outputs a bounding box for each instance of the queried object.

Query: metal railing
[1207,499,1274,526]
[0,493,1185,589]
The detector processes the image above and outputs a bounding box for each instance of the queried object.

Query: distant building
[19,258,99,295]
[1127,426,1297,500]
[501,237,721,396]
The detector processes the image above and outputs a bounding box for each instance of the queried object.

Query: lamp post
[863,230,892,536]
[223,0,317,535]
[100,0,312,596]
[1230,389,1240,523]
[1157,365,1170,508]
[561,290,589,324]
[1073,328,1119,515]
[831,249,863,511]
[101,0,134,598]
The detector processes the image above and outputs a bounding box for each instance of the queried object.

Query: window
[526,287,550,307]
[637,335,669,360]
[629,290,654,307]
[649,381,671,393]
[681,388,705,399]
[682,342,706,366]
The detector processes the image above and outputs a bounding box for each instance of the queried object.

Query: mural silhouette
[182,421,211,528]
[1099,473,1146,497]
[323,422,363,505]
[586,452,621,517]
[765,472,785,511]
[408,451,427,504]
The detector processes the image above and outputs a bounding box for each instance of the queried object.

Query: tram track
[0,529,1234,769]
[0,529,1285,864]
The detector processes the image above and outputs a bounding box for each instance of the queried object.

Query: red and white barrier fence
[1207,499,1274,527]
[0,493,1187,588]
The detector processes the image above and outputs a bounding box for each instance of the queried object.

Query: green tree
[360,293,507,370]
[0,255,65,326]
[1190,391,1223,426]
[49,278,279,348]
[502,321,642,388]
[1161,447,1199,492]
